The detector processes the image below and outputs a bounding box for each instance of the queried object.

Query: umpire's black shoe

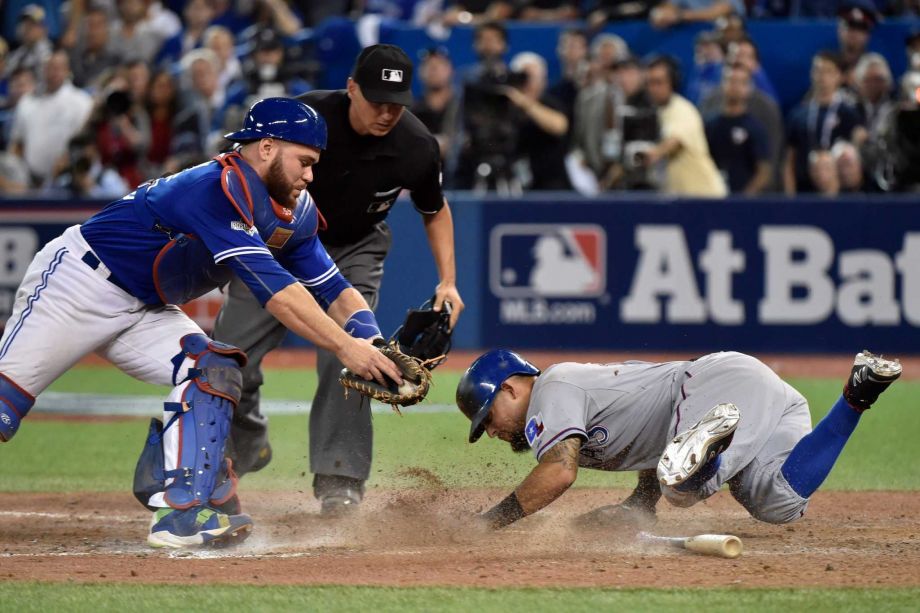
[314,474,365,517]
[843,350,902,411]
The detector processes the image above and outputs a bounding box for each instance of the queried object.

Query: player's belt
[81,251,132,296]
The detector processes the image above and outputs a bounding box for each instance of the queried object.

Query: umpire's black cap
[352,44,414,106]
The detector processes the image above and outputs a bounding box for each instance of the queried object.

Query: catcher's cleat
[147,506,253,549]
[843,350,902,411]
[657,403,740,487]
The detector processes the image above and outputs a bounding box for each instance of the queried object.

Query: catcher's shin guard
[163,334,246,509]
[0,373,35,442]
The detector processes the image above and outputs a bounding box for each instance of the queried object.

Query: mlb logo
[490,224,606,298]
[381,69,403,83]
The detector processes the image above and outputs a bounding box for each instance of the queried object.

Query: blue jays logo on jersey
[524,413,544,447]
[490,224,606,298]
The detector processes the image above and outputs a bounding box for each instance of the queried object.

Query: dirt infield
[2,484,918,588]
[13,351,917,588]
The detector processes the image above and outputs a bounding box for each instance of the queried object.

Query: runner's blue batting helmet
[224,97,327,149]
[456,349,540,443]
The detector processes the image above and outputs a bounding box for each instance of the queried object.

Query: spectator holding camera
[92,66,151,189]
[784,51,865,194]
[457,21,520,192]
[705,63,772,195]
[642,56,726,197]
[48,131,129,199]
[572,55,658,192]
[8,49,92,188]
[875,70,920,191]
[507,51,570,190]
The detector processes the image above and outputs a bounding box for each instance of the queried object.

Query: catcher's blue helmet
[456,349,540,443]
[224,97,327,149]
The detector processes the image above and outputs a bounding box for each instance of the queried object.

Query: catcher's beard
[264,154,297,208]
[509,430,530,453]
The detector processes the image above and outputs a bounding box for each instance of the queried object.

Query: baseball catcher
[339,297,453,411]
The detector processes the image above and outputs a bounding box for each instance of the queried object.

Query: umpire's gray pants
[213,223,391,481]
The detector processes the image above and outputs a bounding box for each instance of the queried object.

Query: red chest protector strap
[212,152,293,225]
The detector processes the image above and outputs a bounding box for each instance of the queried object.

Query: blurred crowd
[0,0,919,199]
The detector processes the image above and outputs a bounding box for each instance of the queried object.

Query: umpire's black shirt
[296,90,445,247]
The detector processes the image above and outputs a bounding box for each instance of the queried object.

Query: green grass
[48,365,463,405]
[0,584,918,613]
[2,368,916,492]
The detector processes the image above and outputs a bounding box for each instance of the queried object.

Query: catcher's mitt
[339,342,433,413]
[390,296,452,369]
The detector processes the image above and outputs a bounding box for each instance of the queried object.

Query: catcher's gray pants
[213,223,391,481]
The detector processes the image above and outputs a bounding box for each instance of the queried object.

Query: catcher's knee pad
[0,373,35,442]
[133,417,240,512]
[163,334,246,509]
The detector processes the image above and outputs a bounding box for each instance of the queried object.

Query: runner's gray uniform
[524,352,812,523]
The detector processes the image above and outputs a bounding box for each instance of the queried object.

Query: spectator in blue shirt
[784,51,866,194]
[705,63,772,194]
[726,37,779,106]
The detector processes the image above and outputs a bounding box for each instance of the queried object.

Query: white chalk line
[33,392,456,416]
[0,510,140,523]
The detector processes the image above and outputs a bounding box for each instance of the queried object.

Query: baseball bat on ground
[637,531,743,558]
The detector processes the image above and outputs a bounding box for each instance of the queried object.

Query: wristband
[343,309,382,340]
[482,491,526,529]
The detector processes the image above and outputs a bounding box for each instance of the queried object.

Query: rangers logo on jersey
[525,413,544,447]
[490,224,606,298]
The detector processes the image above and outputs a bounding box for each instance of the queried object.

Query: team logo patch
[266,227,293,249]
[230,220,257,236]
[587,425,609,445]
[367,185,402,214]
[490,224,606,298]
[381,69,403,83]
[524,413,544,447]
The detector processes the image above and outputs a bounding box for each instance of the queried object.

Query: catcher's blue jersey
[80,154,348,307]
